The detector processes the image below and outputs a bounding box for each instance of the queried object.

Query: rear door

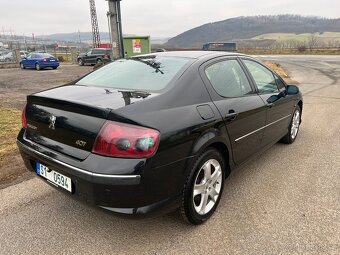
[201,57,267,164]
[241,58,295,146]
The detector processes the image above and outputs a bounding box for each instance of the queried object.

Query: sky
[0,0,339,38]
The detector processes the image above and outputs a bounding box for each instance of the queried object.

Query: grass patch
[0,107,21,161]
[253,32,340,43]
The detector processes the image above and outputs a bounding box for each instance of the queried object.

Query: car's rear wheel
[35,63,41,71]
[52,67,58,69]
[181,148,225,225]
[96,58,103,65]
[20,63,25,69]
[78,58,84,66]
[281,105,301,144]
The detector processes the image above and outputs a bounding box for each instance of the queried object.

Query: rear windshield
[76,56,192,91]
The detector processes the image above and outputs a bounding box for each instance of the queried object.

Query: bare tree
[308,34,319,50]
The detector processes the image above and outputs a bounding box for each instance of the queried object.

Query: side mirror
[287,85,299,95]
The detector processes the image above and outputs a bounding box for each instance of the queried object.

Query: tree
[307,34,319,50]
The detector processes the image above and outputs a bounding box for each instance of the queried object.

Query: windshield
[76,56,192,91]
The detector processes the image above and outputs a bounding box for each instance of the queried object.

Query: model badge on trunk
[76,140,87,147]
[49,115,56,130]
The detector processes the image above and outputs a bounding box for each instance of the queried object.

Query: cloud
[0,0,339,37]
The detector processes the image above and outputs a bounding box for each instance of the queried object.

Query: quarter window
[274,74,286,91]
[243,59,278,93]
[205,59,253,97]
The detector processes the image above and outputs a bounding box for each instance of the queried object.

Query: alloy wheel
[192,159,222,215]
[291,110,300,139]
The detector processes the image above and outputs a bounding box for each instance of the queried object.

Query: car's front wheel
[78,58,84,66]
[35,63,41,71]
[281,105,301,144]
[181,148,225,225]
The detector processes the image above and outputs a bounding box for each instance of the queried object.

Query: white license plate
[50,60,55,61]
[36,163,72,192]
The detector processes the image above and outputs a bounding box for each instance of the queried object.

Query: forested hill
[165,15,340,48]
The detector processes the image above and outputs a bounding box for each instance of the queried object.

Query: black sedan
[17,51,302,224]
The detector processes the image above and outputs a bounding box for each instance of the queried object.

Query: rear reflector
[92,121,160,158]
[22,104,27,129]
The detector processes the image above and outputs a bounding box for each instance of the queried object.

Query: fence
[0,49,19,64]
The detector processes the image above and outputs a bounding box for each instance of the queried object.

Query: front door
[241,58,295,146]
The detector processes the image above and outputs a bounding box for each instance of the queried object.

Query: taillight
[42,58,47,62]
[22,104,27,129]
[104,54,109,59]
[92,121,160,158]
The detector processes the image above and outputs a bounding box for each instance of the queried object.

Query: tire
[52,67,58,69]
[78,58,84,66]
[96,58,103,65]
[35,63,41,71]
[20,63,25,69]
[281,105,301,144]
[181,148,225,225]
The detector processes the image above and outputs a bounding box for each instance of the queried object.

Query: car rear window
[76,56,192,91]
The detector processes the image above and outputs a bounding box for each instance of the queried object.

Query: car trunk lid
[25,85,159,160]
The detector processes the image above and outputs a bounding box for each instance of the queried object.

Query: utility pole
[107,0,124,59]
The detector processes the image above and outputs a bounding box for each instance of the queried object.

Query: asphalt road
[1,56,339,255]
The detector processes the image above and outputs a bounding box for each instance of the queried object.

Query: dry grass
[0,107,22,165]
[263,60,289,78]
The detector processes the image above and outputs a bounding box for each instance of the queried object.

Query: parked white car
[0,51,15,62]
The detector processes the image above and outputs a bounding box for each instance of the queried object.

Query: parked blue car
[20,53,59,70]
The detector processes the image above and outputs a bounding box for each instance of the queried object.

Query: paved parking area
[0,56,339,254]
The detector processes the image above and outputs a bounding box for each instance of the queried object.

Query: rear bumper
[17,140,140,186]
[16,129,187,215]
[40,62,59,68]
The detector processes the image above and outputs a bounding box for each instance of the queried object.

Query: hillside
[166,15,340,48]
[36,32,110,42]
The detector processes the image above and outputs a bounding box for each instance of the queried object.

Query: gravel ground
[0,64,92,109]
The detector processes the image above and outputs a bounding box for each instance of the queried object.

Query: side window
[205,59,253,97]
[274,74,286,91]
[26,54,32,59]
[243,59,278,93]
[92,50,102,55]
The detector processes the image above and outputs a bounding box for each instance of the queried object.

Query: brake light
[92,121,160,158]
[22,104,27,129]
[42,58,47,62]
[104,54,109,59]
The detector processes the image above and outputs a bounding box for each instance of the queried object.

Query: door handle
[226,110,238,122]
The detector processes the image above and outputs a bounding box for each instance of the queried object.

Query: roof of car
[136,51,245,59]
